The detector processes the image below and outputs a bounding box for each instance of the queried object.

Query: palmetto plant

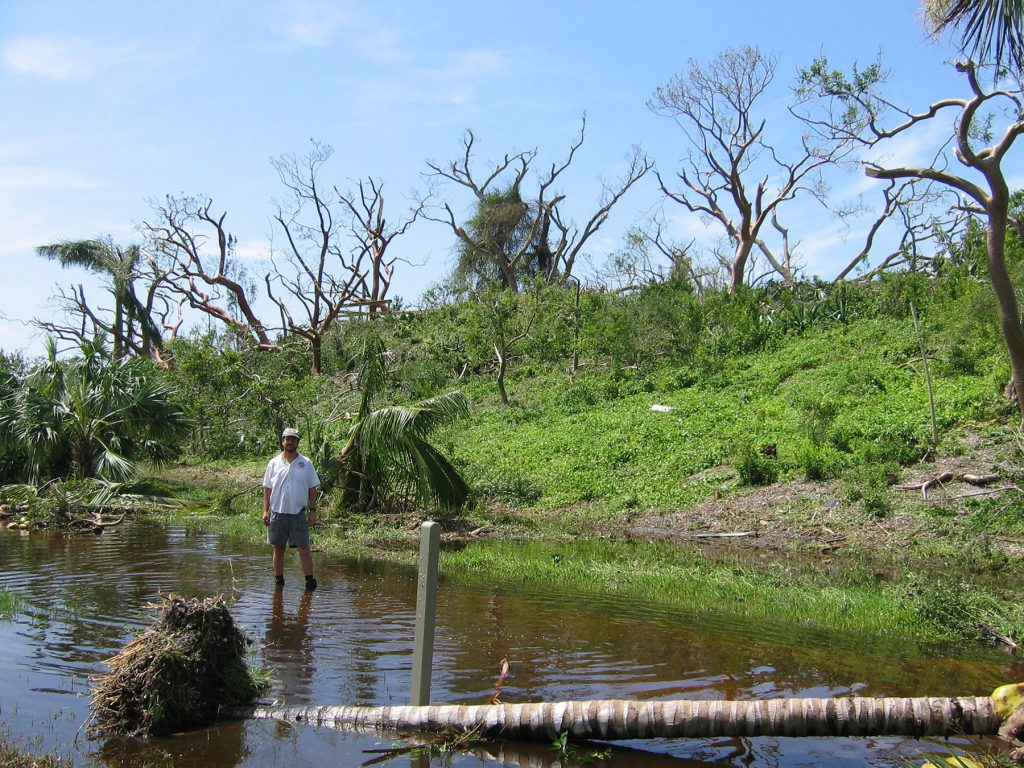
[340,335,470,512]
[0,338,187,483]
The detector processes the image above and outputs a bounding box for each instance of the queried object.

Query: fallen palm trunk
[231,685,1024,742]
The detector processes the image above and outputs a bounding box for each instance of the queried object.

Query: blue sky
[0,0,1014,357]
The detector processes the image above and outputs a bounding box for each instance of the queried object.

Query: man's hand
[262,511,270,526]
[308,509,318,529]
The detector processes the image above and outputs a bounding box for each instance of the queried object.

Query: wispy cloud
[2,36,96,81]
[233,237,271,262]
[0,166,103,191]
[272,0,354,48]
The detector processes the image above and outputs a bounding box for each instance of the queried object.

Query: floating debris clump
[89,594,264,737]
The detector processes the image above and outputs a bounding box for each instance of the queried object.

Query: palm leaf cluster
[927,0,1024,72]
[341,336,470,512]
[37,238,163,359]
[0,338,187,483]
[343,392,470,511]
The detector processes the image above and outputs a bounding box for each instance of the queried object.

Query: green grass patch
[0,738,70,768]
[440,316,1004,517]
[0,588,24,619]
[440,539,1024,645]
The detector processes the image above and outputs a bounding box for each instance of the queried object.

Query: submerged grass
[0,738,70,768]
[0,588,23,619]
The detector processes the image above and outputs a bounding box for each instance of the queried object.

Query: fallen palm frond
[88,594,265,737]
[1,478,184,533]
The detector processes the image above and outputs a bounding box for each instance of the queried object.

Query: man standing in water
[263,427,320,591]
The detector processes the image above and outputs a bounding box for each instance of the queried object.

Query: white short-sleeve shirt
[263,453,320,515]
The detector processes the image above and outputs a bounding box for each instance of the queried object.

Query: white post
[410,521,440,706]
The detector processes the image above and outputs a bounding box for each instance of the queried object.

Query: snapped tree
[35,238,174,363]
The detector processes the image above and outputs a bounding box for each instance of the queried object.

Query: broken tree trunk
[230,684,1024,742]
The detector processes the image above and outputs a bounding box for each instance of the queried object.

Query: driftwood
[896,471,1005,500]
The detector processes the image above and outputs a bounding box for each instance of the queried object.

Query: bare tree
[835,179,971,280]
[145,195,275,350]
[337,177,423,316]
[425,117,650,293]
[801,57,1024,420]
[650,45,858,289]
[590,224,717,295]
[267,142,365,376]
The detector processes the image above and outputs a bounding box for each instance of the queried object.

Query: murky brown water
[1,520,1021,767]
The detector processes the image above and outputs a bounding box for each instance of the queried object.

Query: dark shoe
[304,576,317,591]
[274,575,285,589]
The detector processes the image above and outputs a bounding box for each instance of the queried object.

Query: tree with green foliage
[0,338,187,482]
[36,238,168,361]
[799,56,1024,422]
[455,185,550,292]
[426,119,650,294]
[339,335,469,512]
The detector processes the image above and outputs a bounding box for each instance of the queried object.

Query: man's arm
[307,485,319,527]
[263,487,272,526]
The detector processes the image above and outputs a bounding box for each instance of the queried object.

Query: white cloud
[233,237,271,262]
[864,118,953,169]
[274,0,353,48]
[2,36,95,81]
[0,166,103,191]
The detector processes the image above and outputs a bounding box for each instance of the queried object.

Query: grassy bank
[155,484,1024,649]
[0,739,69,768]
[144,302,1024,647]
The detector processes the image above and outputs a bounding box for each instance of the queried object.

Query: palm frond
[92,449,137,484]
[36,240,115,275]
[929,0,1024,71]
[342,389,471,512]
[403,436,470,509]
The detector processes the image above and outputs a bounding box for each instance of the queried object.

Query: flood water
[1,520,1021,768]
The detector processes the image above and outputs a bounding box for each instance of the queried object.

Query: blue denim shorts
[267,511,310,547]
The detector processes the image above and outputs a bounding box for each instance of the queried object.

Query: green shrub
[843,463,896,518]
[796,440,840,481]
[476,475,543,505]
[735,442,778,486]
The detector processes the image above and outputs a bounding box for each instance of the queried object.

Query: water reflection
[0,523,1018,768]
[266,589,315,699]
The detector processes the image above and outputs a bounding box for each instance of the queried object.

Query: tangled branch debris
[88,594,264,738]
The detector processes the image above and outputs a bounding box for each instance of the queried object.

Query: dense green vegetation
[4,252,1024,646]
